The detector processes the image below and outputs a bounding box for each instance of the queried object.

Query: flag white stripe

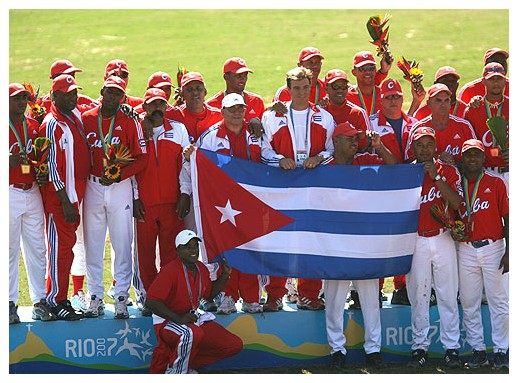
[239,184,422,213]
[238,230,417,258]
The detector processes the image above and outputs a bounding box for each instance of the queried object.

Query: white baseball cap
[222,93,246,109]
[175,229,201,248]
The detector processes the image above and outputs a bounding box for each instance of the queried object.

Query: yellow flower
[409,68,423,77]
[104,164,121,180]
[37,163,48,175]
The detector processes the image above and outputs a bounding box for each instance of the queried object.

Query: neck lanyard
[182,263,202,310]
[97,107,119,158]
[289,104,311,153]
[315,82,321,103]
[462,172,483,224]
[451,101,459,116]
[484,97,503,118]
[357,86,376,115]
[9,117,29,163]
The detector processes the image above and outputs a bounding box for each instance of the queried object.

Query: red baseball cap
[484,48,509,63]
[411,126,436,142]
[180,72,205,88]
[380,79,403,98]
[461,139,485,154]
[103,76,127,93]
[324,69,349,85]
[353,51,377,67]
[223,57,253,74]
[483,62,506,79]
[49,59,82,79]
[434,66,460,81]
[332,122,364,139]
[143,88,168,104]
[147,71,173,88]
[298,47,324,63]
[427,83,452,99]
[51,74,82,93]
[9,83,30,97]
[105,59,129,77]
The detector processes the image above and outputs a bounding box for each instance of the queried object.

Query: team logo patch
[484,188,492,193]
[217,142,225,149]
[164,132,174,139]
[313,115,322,123]
[453,134,461,139]
[139,138,146,147]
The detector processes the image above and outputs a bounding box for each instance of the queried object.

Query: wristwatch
[433,174,442,182]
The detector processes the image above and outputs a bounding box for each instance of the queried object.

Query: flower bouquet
[486,115,508,157]
[396,57,424,91]
[104,144,134,181]
[173,65,189,106]
[31,137,52,175]
[430,201,471,241]
[23,82,46,121]
[366,14,394,65]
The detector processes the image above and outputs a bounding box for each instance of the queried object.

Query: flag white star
[215,199,242,226]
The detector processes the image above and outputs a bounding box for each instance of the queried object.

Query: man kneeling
[146,230,243,373]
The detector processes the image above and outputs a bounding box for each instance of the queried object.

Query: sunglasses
[356,65,376,72]
[485,67,505,74]
[330,83,349,90]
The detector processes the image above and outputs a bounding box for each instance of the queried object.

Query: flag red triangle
[194,150,294,262]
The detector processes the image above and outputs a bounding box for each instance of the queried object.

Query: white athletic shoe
[216,296,237,315]
[84,295,105,318]
[71,290,88,313]
[241,301,263,314]
[114,296,129,319]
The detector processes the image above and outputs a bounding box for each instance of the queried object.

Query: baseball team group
[9,45,508,373]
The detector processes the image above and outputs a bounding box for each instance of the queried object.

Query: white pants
[406,231,460,351]
[458,239,508,353]
[83,178,133,300]
[9,185,47,304]
[324,279,381,355]
[70,201,86,276]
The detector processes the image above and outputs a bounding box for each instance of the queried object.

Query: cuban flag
[191,149,424,280]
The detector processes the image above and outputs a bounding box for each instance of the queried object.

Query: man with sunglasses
[463,63,509,183]
[207,57,265,138]
[346,51,391,116]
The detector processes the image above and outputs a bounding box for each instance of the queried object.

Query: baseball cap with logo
[105,59,129,78]
[411,126,436,142]
[223,57,253,74]
[434,66,461,81]
[9,83,31,97]
[324,69,349,85]
[143,88,168,104]
[298,47,324,63]
[461,139,485,154]
[427,83,452,99]
[380,79,403,98]
[175,229,201,248]
[52,74,82,93]
[49,59,83,79]
[332,121,365,139]
[147,71,173,88]
[103,76,127,93]
[484,48,509,63]
[180,72,205,88]
[483,63,506,79]
[353,51,377,68]
[222,93,247,109]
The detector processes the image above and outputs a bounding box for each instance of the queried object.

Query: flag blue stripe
[278,210,420,235]
[201,149,425,191]
[215,249,413,280]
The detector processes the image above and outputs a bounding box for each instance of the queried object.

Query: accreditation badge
[21,164,31,174]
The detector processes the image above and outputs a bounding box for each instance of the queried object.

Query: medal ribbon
[356,86,376,115]
[315,82,321,103]
[462,172,483,224]
[182,263,202,310]
[9,118,29,164]
[451,101,459,116]
[97,107,119,158]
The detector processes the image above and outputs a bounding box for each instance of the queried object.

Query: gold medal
[21,164,31,174]
[103,158,108,168]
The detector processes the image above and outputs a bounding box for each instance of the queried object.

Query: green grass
[9,9,509,109]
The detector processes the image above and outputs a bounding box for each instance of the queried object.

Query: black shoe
[329,351,346,370]
[348,290,361,310]
[52,300,84,321]
[465,350,489,368]
[407,349,428,367]
[492,351,509,369]
[391,285,410,305]
[444,349,461,368]
[9,301,20,324]
[429,288,437,306]
[366,352,386,368]
[141,305,153,317]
